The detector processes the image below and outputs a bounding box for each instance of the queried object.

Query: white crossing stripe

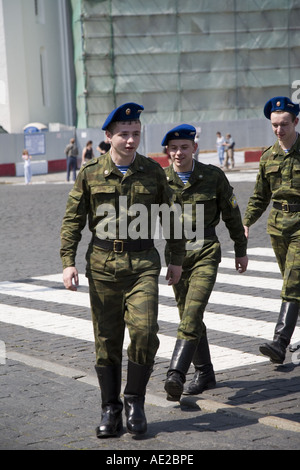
[1,248,297,373]
[0,304,268,370]
[219,257,280,273]
[159,282,282,313]
[0,279,281,314]
[0,281,90,308]
[230,248,275,257]
[158,304,300,341]
[2,286,294,340]
[32,273,89,286]
[216,273,282,291]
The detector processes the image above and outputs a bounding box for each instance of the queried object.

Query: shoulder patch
[229,194,238,209]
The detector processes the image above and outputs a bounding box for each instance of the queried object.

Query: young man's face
[271,111,299,144]
[106,121,141,160]
[167,139,197,172]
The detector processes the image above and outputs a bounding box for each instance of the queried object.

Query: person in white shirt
[216,131,225,166]
[22,149,32,184]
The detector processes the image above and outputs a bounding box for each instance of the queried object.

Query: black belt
[93,237,154,253]
[273,202,300,213]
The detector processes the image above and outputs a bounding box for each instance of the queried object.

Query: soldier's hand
[63,266,79,291]
[166,264,182,285]
[235,255,248,273]
[244,226,249,238]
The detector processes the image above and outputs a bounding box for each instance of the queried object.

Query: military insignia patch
[230,194,238,208]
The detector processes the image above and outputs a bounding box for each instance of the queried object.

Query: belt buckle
[113,240,124,253]
[282,203,289,213]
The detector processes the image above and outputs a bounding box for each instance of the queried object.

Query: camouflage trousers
[172,241,221,342]
[88,273,160,367]
[270,234,300,304]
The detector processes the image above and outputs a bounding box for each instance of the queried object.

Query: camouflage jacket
[60,152,185,273]
[164,160,247,258]
[243,135,300,236]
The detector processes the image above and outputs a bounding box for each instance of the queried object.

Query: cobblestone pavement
[0,167,299,453]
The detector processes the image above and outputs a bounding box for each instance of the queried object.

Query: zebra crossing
[0,247,299,373]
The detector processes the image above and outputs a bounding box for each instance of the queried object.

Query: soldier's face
[271,112,299,143]
[106,121,141,160]
[167,139,197,172]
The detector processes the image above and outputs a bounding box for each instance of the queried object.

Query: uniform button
[104,170,109,175]
[139,166,144,170]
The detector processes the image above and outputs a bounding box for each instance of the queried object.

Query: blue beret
[264,96,299,119]
[102,102,144,130]
[161,124,196,146]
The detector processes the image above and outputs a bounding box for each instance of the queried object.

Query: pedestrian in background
[81,140,94,165]
[60,103,185,438]
[216,131,225,166]
[97,140,111,155]
[243,96,300,365]
[223,133,235,169]
[22,149,32,184]
[162,124,248,402]
[64,137,78,182]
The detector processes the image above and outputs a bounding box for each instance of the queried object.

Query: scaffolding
[70,0,300,128]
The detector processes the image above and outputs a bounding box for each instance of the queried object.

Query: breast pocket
[91,185,117,239]
[292,162,300,188]
[90,185,116,204]
[90,185,117,218]
[265,162,281,190]
[183,192,217,231]
[131,183,157,206]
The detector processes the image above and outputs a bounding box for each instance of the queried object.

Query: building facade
[0,0,75,133]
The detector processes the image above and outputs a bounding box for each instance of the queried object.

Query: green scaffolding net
[70,0,300,128]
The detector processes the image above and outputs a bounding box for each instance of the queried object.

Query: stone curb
[181,396,300,434]
[7,351,300,434]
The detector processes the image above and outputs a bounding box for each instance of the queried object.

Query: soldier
[243,96,300,365]
[162,124,248,402]
[60,103,185,437]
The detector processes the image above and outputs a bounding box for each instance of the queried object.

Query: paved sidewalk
[1,162,300,451]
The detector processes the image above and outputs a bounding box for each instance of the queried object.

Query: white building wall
[0,1,13,132]
[0,0,75,133]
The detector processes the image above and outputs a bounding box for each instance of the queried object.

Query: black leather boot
[183,335,216,395]
[123,361,153,435]
[95,364,123,438]
[164,339,197,401]
[259,302,299,364]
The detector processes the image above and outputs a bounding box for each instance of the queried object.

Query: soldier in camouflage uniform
[243,96,300,365]
[60,103,185,437]
[161,124,248,402]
